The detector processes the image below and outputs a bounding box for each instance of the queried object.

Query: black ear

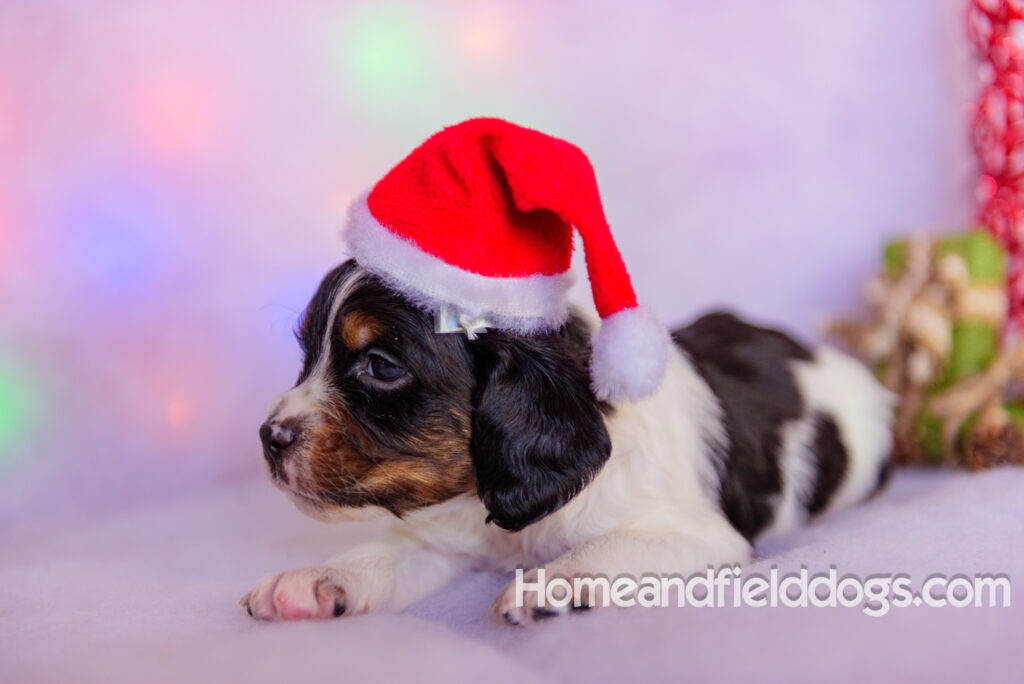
[470,332,612,531]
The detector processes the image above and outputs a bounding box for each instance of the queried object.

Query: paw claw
[240,592,255,618]
[493,567,595,625]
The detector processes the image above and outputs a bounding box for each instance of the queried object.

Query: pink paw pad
[243,568,346,621]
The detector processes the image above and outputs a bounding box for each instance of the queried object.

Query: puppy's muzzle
[259,418,302,473]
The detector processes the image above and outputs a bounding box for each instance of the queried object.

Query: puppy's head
[260,260,611,531]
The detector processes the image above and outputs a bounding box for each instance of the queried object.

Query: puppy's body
[244,262,892,623]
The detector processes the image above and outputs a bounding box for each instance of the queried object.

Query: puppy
[241,259,893,624]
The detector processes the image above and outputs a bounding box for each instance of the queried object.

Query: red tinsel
[968,0,1024,328]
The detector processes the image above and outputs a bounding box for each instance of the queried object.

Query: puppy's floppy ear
[470,333,612,531]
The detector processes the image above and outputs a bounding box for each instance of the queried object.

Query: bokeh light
[0,355,44,469]
[333,5,436,101]
[166,399,192,428]
[72,200,165,289]
[65,177,182,294]
[461,20,503,58]
[128,73,218,162]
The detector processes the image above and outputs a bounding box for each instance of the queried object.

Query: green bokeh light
[0,357,43,468]
[336,6,435,101]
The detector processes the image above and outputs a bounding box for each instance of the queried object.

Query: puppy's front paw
[241,567,346,621]
[493,568,592,626]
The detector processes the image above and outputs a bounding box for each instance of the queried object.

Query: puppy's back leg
[791,347,895,515]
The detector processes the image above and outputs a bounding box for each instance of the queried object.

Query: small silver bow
[435,304,492,341]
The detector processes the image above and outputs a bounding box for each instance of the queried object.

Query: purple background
[3,3,1023,683]
[0,1,977,536]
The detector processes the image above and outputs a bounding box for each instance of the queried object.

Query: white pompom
[590,306,670,403]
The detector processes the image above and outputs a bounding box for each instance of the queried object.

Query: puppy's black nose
[259,419,300,467]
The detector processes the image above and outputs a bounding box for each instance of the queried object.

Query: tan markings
[304,403,475,515]
[341,311,382,350]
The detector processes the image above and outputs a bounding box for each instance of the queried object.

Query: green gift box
[883,231,1004,283]
[884,230,1004,391]
[884,231,1007,461]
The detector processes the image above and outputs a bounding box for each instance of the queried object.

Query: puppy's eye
[361,351,407,384]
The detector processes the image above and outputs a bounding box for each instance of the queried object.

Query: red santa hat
[345,117,669,402]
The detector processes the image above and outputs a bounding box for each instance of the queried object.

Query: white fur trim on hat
[345,192,574,333]
[590,306,670,402]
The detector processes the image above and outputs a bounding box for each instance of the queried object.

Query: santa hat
[344,117,669,402]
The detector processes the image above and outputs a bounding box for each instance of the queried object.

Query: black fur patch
[803,413,848,516]
[303,264,479,513]
[673,311,812,541]
[290,259,610,527]
[470,322,612,531]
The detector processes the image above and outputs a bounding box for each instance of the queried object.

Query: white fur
[590,305,671,402]
[345,192,575,333]
[247,302,893,624]
[759,349,894,539]
[791,347,895,512]
[760,415,818,538]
